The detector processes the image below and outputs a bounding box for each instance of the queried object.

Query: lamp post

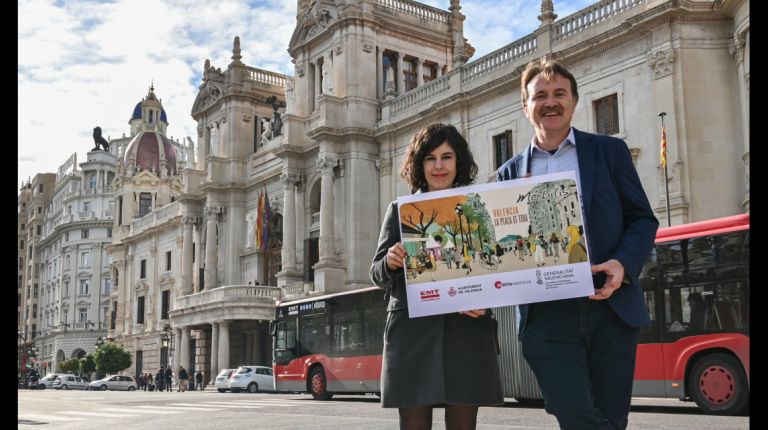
[160,323,173,368]
[455,203,465,248]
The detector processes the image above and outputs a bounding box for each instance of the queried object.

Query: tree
[401,202,438,237]
[58,358,81,374]
[93,342,132,376]
[80,354,96,381]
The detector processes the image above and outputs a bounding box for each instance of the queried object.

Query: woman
[369,123,503,430]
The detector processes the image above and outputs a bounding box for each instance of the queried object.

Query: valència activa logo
[494,279,533,289]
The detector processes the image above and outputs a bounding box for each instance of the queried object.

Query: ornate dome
[123,131,177,177]
[131,101,168,122]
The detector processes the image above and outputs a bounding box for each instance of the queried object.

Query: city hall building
[22,0,748,385]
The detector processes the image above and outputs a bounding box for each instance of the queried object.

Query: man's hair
[520,58,579,103]
[399,123,478,193]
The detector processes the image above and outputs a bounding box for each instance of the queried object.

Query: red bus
[495,213,750,415]
[271,286,386,400]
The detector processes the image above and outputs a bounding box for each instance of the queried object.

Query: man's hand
[589,258,625,300]
[459,309,487,318]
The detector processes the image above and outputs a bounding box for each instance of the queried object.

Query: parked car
[88,375,137,391]
[215,368,235,393]
[37,373,59,389]
[228,366,275,393]
[53,374,89,390]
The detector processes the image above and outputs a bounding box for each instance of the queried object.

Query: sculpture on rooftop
[92,126,110,151]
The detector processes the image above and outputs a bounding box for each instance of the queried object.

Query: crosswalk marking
[58,411,135,418]
[18,413,85,422]
[171,402,264,409]
[98,407,181,414]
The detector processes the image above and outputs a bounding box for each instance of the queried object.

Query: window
[79,279,89,295]
[593,94,619,135]
[89,174,97,189]
[65,255,71,269]
[83,201,91,213]
[161,290,170,320]
[81,252,90,267]
[81,229,89,239]
[64,232,69,241]
[34,285,38,298]
[103,278,112,294]
[79,308,87,323]
[403,58,417,92]
[107,228,112,238]
[19,257,23,270]
[36,225,41,236]
[63,282,69,297]
[493,130,514,169]
[140,259,147,279]
[137,296,145,324]
[166,251,172,271]
[33,305,37,318]
[38,206,42,214]
[18,239,24,249]
[20,223,25,230]
[38,184,43,193]
[139,193,152,217]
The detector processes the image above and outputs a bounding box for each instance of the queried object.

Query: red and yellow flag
[660,125,667,168]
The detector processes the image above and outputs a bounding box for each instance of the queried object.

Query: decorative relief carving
[334,44,342,55]
[242,114,251,122]
[362,43,373,53]
[647,48,676,79]
[376,155,392,176]
[197,124,204,137]
[280,172,300,187]
[729,32,747,64]
[296,66,305,77]
[316,156,336,172]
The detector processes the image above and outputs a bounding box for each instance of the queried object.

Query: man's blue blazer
[496,128,659,333]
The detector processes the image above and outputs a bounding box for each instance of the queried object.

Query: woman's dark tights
[398,405,479,430]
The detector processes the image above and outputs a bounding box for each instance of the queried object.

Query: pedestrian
[496,58,658,429]
[156,367,164,392]
[164,366,173,392]
[196,370,204,391]
[370,123,503,429]
[178,366,189,392]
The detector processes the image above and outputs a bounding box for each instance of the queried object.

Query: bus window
[333,309,362,355]
[275,320,297,365]
[301,316,330,356]
[364,306,386,355]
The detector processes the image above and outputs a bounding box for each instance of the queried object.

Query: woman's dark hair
[399,123,478,193]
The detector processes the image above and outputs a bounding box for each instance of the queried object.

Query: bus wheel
[310,367,333,401]
[689,353,749,415]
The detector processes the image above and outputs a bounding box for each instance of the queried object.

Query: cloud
[18,0,596,189]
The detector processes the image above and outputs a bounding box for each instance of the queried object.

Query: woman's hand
[459,309,486,318]
[386,242,407,271]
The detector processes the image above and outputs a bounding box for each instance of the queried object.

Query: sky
[18,0,595,189]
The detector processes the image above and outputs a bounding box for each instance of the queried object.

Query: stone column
[314,61,322,100]
[281,173,297,271]
[313,156,345,293]
[396,53,404,96]
[180,327,191,375]
[417,58,424,86]
[181,216,194,295]
[209,322,219,384]
[217,320,230,370]
[377,47,384,99]
[295,176,306,271]
[173,328,181,377]
[317,156,336,264]
[204,206,219,289]
[193,220,202,292]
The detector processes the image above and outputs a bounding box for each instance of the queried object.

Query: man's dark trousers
[522,297,639,430]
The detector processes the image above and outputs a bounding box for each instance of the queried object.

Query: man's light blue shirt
[529,127,580,177]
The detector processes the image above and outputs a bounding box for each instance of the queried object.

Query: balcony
[172,285,281,323]
[130,201,181,236]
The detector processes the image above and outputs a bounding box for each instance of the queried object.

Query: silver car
[88,375,137,391]
[215,368,235,393]
[37,373,59,389]
[53,374,89,390]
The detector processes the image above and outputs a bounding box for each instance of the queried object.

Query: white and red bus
[271,286,386,400]
[495,213,750,415]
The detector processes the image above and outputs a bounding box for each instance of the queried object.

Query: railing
[311,212,320,225]
[131,201,181,234]
[373,0,450,24]
[283,281,314,298]
[391,74,452,115]
[77,211,95,221]
[246,67,287,87]
[460,34,537,84]
[102,210,113,218]
[553,0,646,41]
[175,285,281,309]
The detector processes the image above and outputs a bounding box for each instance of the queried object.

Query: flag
[255,191,264,249]
[660,125,667,168]
[261,191,271,250]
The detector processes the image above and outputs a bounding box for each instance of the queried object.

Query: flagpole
[658,112,671,227]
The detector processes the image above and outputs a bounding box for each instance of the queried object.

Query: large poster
[397,171,595,318]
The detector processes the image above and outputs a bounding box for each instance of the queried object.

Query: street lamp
[160,323,173,368]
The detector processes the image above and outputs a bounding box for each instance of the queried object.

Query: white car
[37,373,60,389]
[228,366,275,393]
[53,374,89,390]
[215,368,235,393]
[89,375,138,391]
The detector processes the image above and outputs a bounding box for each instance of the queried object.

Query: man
[178,366,189,392]
[496,58,658,429]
